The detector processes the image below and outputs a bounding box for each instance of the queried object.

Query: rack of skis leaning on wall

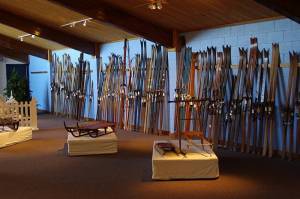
[97,40,171,135]
[50,53,94,120]
[50,38,300,160]
[175,37,300,160]
[50,39,171,135]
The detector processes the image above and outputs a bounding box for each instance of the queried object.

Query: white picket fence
[0,98,38,130]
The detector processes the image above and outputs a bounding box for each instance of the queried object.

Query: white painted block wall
[29,56,50,111]
[185,18,300,64]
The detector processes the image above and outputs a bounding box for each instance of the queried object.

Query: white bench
[0,127,32,148]
[152,140,219,180]
[67,131,118,156]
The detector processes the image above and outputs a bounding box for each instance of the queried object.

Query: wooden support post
[30,98,38,130]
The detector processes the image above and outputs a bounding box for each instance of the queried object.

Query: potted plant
[4,68,31,102]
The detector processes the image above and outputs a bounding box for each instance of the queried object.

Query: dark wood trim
[255,0,300,24]
[0,34,49,60]
[0,9,98,55]
[94,42,100,58]
[48,50,52,62]
[51,0,174,47]
[172,30,186,52]
[0,46,29,63]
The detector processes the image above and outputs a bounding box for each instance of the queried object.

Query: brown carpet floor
[0,114,300,199]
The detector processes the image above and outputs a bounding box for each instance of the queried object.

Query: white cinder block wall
[183,18,300,148]
[184,18,300,64]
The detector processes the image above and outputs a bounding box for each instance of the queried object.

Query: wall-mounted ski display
[97,40,170,134]
[174,38,300,159]
[50,53,94,120]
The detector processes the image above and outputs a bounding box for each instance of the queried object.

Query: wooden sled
[0,118,20,131]
[64,121,115,138]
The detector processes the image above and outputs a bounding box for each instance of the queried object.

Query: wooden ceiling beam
[0,9,98,55]
[0,46,29,63]
[0,34,49,60]
[50,0,174,47]
[254,0,300,24]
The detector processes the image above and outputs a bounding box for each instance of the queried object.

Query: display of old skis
[184,52,197,132]
[295,53,300,156]
[262,44,279,157]
[227,48,247,150]
[242,38,258,153]
[50,53,93,120]
[281,51,298,159]
[255,49,269,154]
[221,45,233,148]
[170,38,300,159]
[119,39,128,129]
[143,44,170,134]
[96,57,105,120]
[49,37,300,159]
[97,40,170,134]
[100,54,122,123]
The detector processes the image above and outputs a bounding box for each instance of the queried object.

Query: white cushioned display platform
[152,140,219,180]
[67,132,118,156]
[0,127,32,148]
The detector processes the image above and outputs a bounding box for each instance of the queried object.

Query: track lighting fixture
[148,0,164,10]
[18,33,36,42]
[61,18,92,28]
[156,2,162,9]
[148,4,156,10]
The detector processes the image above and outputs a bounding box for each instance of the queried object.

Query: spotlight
[34,31,40,36]
[61,18,92,28]
[31,35,35,39]
[156,2,162,9]
[20,37,24,42]
[148,1,164,10]
[148,3,156,10]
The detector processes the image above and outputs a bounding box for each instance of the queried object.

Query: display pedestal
[152,140,219,180]
[67,132,118,156]
[0,127,32,148]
